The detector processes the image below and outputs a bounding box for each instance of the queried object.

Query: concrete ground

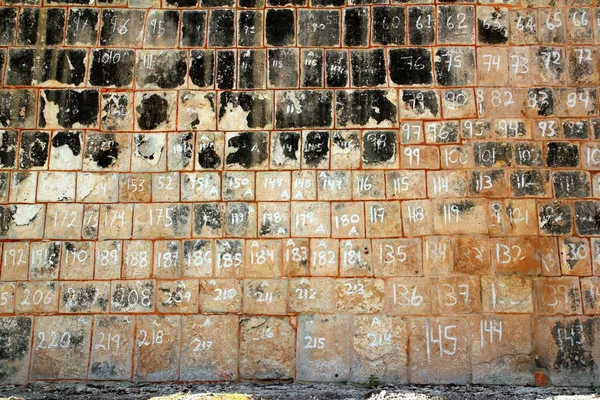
[0,383,599,400]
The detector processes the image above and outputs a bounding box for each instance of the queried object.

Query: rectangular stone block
[180,315,238,381]
[89,315,135,380]
[134,315,180,382]
[30,316,92,380]
[296,314,350,382]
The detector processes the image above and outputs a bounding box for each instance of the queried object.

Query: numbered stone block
[1,241,29,280]
[59,281,110,313]
[309,239,338,276]
[240,316,295,379]
[0,90,37,129]
[433,199,488,235]
[110,280,155,313]
[15,281,58,314]
[289,278,335,312]
[352,315,408,384]
[535,277,582,315]
[409,317,470,384]
[534,316,600,385]
[157,280,199,313]
[491,237,541,275]
[237,11,262,47]
[560,237,591,275]
[181,315,238,381]
[582,277,600,314]
[325,50,348,88]
[0,317,31,383]
[189,50,214,89]
[134,315,180,382]
[387,278,430,315]
[89,315,135,380]
[244,279,287,314]
[182,173,220,202]
[182,240,213,278]
[192,203,224,238]
[292,171,317,200]
[430,275,481,314]
[133,204,191,239]
[470,315,533,385]
[30,316,92,380]
[200,279,242,313]
[83,132,132,172]
[101,92,133,132]
[297,314,350,382]
[215,239,244,278]
[99,10,145,47]
[0,282,16,313]
[481,275,533,313]
[336,278,384,313]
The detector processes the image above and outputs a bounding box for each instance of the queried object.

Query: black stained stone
[298,10,340,47]
[344,8,369,46]
[181,11,206,47]
[389,48,433,86]
[193,205,222,235]
[208,10,234,48]
[510,170,548,197]
[238,11,262,47]
[311,0,344,6]
[20,131,49,169]
[326,50,348,87]
[226,132,268,169]
[39,90,99,129]
[266,9,295,47]
[575,201,600,235]
[276,91,333,129]
[536,47,564,79]
[85,133,120,169]
[144,11,179,48]
[301,49,323,88]
[351,49,387,87]
[239,50,265,89]
[336,90,397,127]
[303,131,329,167]
[539,201,572,235]
[0,8,17,46]
[474,142,512,167]
[52,131,82,156]
[89,49,135,87]
[166,0,197,7]
[239,0,263,7]
[219,92,272,129]
[553,171,590,198]
[363,131,396,164]
[45,9,66,45]
[0,90,36,129]
[268,49,298,88]
[477,12,508,44]
[197,138,221,169]
[136,94,169,130]
[100,10,146,47]
[563,121,589,139]
[372,6,405,45]
[216,50,235,90]
[41,49,87,86]
[0,131,17,169]
[514,143,543,167]
[66,8,99,46]
[408,6,434,45]
[528,88,554,116]
[201,0,234,6]
[269,0,305,5]
[17,8,39,45]
[546,142,580,168]
[6,49,34,86]
[434,47,476,86]
[278,132,300,161]
[0,318,31,369]
[189,50,215,88]
[401,90,439,117]
[137,51,187,89]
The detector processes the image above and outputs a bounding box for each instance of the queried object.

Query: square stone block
[89,315,135,380]
[134,315,181,382]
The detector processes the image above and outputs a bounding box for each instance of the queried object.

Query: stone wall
[0,0,599,386]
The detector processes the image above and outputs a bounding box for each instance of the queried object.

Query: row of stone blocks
[0,314,599,385]
[1,88,600,131]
